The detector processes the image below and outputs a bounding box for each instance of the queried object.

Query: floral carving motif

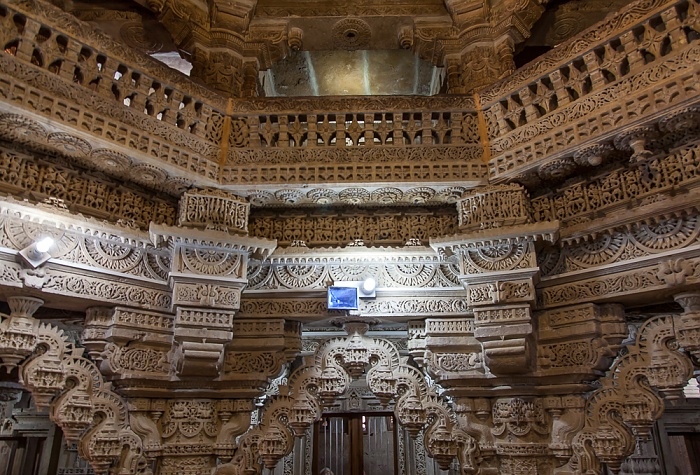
[540,216,700,276]
[492,398,549,437]
[105,343,169,375]
[0,146,177,229]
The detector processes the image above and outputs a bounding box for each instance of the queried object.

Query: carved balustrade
[0,0,225,186]
[222,96,488,188]
[481,0,700,184]
[0,0,489,195]
[3,0,698,197]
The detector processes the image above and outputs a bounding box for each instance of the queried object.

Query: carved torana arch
[217,321,479,475]
[0,296,150,475]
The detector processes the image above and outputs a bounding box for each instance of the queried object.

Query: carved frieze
[540,255,700,308]
[532,144,700,229]
[0,145,178,229]
[178,189,249,233]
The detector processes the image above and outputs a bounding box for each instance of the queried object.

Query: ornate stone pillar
[78,189,301,474]
[189,47,246,97]
[674,291,700,359]
[432,184,557,375]
[445,41,516,94]
[152,188,276,378]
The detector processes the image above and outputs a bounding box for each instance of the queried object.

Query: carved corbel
[81,307,113,365]
[573,143,615,167]
[128,398,164,458]
[536,303,626,381]
[214,399,253,459]
[542,395,585,464]
[446,39,517,94]
[441,0,544,93]
[82,307,174,384]
[287,27,303,51]
[212,0,258,32]
[614,126,659,163]
[189,47,245,96]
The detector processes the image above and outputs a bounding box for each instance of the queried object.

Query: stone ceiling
[60,0,632,97]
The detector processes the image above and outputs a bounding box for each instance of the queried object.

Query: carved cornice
[430,221,560,252]
[150,223,277,259]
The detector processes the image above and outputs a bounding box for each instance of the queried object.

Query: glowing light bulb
[35,236,54,253]
[361,277,376,294]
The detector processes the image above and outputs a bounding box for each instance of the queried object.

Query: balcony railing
[221,97,488,186]
[0,0,224,181]
[0,0,696,195]
[481,0,700,181]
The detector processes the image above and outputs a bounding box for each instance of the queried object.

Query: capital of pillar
[189,46,260,98]
[445,37,516,94]
[674,291,700,359]
[0,296,43,369]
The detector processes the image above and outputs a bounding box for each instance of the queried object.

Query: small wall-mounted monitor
[327,286,359,310]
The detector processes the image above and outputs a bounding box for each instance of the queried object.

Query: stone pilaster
[0,297,43,369]
[446,39,516,94]
[190,48,246,97]
[674,292,700,359]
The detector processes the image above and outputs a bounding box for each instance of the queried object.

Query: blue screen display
[327,286,359,310]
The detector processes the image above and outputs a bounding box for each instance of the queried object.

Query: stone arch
[216,321,479,475]
[0,296,150,475]
[573,292,700,473]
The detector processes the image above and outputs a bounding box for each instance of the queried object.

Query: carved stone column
[128,397,254,475]
[447,39,516,94]
[432,185,558,375]
[674,291,700,359]
[152,188,276,378]
[76,189,301,473]
[190,47,246,97]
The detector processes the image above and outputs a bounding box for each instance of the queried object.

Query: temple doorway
[313,414,397,475]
